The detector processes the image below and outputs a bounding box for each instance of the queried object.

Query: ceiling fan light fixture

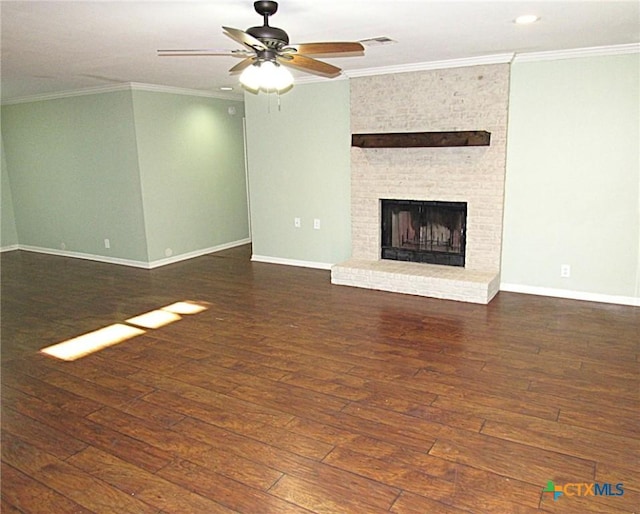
[262,60,294,92]
[239,60,294,93]
[239,63,263,92]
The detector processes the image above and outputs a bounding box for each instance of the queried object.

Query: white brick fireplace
[331,64,510,304]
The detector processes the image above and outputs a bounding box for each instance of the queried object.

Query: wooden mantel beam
[351,131,491,148]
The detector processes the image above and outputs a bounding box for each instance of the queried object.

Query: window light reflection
[126,310,181,329]
[40,324,145,361]
[162,301,208,315]
[40,300,209,361]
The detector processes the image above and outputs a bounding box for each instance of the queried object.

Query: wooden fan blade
[157,49,251,57]
[278,54,341,78]
[292,42,364,57]
[222,26,266,51]
[229,57,256,74]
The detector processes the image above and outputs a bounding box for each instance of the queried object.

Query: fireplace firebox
[381,200,467,267]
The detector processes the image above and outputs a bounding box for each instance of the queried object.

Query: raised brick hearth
[331,64,510,304]
[332,259,501,304]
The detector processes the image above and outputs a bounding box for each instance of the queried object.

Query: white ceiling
[2,0,639,102]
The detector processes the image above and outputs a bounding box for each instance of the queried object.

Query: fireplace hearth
[381,199,467,267]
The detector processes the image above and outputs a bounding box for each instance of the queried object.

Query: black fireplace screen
[381,199,467,267]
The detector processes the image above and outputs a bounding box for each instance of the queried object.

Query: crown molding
[2,43,636,104]
[1,83,131,105]
[344,53,515,79]
[294,74,349,85]
[513,43,639,63]
[128,82,242,101]
[1,82,243,105]
[322,43,638,80]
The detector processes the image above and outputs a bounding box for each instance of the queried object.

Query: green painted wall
[1,88,248,265]
[502,54,640,298]
[4,53,637,301]
[1,92,149,261]
[244,81,351,266]
[131,91,248,263]
[1,137,19,248]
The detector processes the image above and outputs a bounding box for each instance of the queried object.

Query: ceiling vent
[359,36,397,47]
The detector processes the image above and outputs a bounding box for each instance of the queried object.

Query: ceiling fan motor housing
[246,25,289,48]
[248,0,289,49]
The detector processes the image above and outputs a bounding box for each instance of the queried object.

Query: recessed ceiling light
[220,86,234,91]
[514,14,540,25]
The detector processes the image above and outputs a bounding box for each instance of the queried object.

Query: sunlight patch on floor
[162,301,208,315]
[40,323,145,361]
[40,300,209,361]
[126,309,182,329]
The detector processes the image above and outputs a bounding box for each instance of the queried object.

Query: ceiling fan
[158,0,364,93]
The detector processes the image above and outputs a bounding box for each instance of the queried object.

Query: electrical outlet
[294,217,301,228]
[314,219,321,230]
[560,264,571,278]
[104,238,110,249]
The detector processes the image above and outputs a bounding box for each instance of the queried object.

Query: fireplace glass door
[381,200,467,267]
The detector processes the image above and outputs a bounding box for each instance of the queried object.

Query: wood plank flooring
[1,245,638,513]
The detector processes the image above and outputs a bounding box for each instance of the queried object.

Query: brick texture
[332,259,500,304]
[332,64,510,303]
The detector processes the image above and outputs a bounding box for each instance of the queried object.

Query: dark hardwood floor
[1,245,638,513]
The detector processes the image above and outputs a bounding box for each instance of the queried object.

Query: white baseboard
[251,254,333,270]
[9,245,636,306]
[500,283,639,307]
[148,238,251,269]
[17,244,150,268]
[12,238,251,269]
